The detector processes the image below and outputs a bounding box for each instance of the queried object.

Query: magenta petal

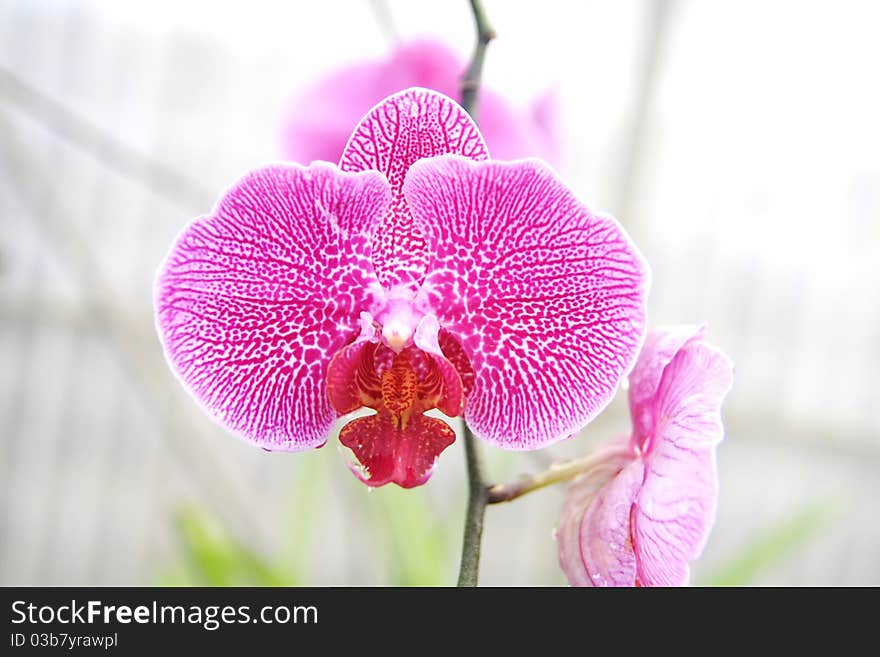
[632,340,734,586]
[528,87,563,166]
[340,88,489,293]
[154,163,390,450]
[650,338,734,453]
[578,459,644,587]
[404,156,650,449]
[633,450,715,587]
[380,39,462,96]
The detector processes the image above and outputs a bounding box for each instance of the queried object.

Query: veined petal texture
[404,156,650,448]
[154,163,390,449]
[340,88,488,293]
[633,339,734,585]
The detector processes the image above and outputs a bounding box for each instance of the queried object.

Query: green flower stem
[460,0,497,121]
[455,0,495,588]
[457,423,489,586]
[487,445,633,504]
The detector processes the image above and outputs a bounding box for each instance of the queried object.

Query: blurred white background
[1,0,878,585]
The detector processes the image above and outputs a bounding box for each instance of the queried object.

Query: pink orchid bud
[558,327,734,585]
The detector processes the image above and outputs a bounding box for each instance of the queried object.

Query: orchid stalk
[455,0,495,589]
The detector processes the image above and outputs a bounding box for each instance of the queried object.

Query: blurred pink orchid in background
[155,87,647,489]
[281,38,562,167]
[557,326,734,586]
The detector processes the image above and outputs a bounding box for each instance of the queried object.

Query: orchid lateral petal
[340,88,489,293]
[404,155,650,449]
[154,163,390,450]
[632,339,734,586]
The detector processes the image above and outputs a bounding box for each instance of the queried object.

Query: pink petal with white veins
[154,163,390,450]
[649,338,734,453]
[404,156,650,449]
[628,325,705,451]
[578,459,644,587]
[340,88,489,294]
[632,339,734,586]
[633,449,715,587]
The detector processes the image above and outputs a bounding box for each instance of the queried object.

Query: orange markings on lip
[380,350,418,421]
[327,339,467,488]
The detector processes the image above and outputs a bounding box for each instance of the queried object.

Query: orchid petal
[628,324,705,450]
[340,88,489,293]
[578,459,644,587]
[557,443,634,587]
[404,155,650,449]
[632,340,734,586]
[280,58,384,167]
[154,163,390,449]
[527,87,563,166]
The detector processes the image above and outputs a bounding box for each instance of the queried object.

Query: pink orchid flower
[281,38,562,167]
[557,326,734,585]
[155,88,648,488]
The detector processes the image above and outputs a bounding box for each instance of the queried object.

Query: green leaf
[161,505,288,586]
[365,485,459,586]
[280,452,328,584]
[701,501,835,586]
